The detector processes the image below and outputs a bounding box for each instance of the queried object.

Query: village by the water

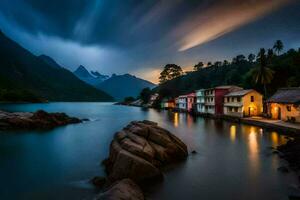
[128,86,300,133]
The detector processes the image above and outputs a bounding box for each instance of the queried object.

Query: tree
[123,96,135,103]
[252,48,274,98]
[193,62,204,71]
[214,61,222,67]
[159,64,183,84]
[223,60,230,66]
[248,53,256,63]
[267,49,274,64]
[273,40,284,55]
[139,87,152,104]
[207,62,212,67]
[232,55,246,64]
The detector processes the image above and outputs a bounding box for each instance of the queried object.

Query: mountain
[74,65,110,85]
[97,74,156,101]
[0,30,113,102]
[38,54,61,69]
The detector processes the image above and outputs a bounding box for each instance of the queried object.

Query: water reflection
[271,132,279,146]
[0,104,294,200]
[230,125,236,142]
[174,112,179,127]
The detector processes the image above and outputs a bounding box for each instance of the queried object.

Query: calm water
[0,103,298,200]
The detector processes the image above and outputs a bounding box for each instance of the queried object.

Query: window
[234,107,238,112]
[237,97,241,102]
[287,106,291,112]
[251,96,254,102]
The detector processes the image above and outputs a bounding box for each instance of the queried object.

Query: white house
[196,89,205,113]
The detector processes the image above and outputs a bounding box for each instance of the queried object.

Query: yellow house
[223,89,263,118]
[267,88,300,123]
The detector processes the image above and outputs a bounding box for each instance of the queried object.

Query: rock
[277,137,300,173]
[191,150,197,154]
[103,120,188,183]
[0,109,81,130]
[289,195,300,200]
[91,176,106,188]
[94,179,144,200]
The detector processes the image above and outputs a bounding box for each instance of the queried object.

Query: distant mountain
[97,74,156,101]
[0,30,113,102]
[74,65,110,86]
[38,54,61,69]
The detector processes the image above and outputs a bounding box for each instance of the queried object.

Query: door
[248,107,254,117]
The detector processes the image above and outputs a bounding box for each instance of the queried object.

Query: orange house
[267,88,300,123]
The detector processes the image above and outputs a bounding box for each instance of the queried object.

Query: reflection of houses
[177,93,196,112]
[204,86,242,115]
[267,88,300,123]
[196,89,205,113]
[161,98,175,109]
[224,89,263,118]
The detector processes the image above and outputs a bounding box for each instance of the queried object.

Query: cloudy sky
[0,0,300,83]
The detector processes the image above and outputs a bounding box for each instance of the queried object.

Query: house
[267,88,300,123]
[176,93,196,112]
[161,98,176,109]
[223,89,263,118]
[204,86,242,115]
[196,89,205,113]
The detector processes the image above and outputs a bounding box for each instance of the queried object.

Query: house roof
[225,89,259,97]
[179,92,196,98]
[267,88,300,104]
[215,85,242,90]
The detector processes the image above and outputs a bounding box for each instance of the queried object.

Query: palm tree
[253,48,274,98]
[273,40,284,55]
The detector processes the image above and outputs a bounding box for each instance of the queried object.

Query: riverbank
[195,113,300,135]
[118,103,300,135]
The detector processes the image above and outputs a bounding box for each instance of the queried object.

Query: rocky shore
[0,110,82,130]
[277,137,300,172]
[94,120,188,200]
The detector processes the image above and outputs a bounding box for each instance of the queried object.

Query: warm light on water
[174,112,179,127]
[0,103,296,200]
[230,125,236,142]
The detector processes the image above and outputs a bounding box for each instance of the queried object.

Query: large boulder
[94,179,144,200]
[103,120,188,183]
[0,109,81,130]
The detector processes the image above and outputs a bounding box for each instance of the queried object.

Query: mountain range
[73,66,156,101]
[0,30,113,102]
[73,65,109,86]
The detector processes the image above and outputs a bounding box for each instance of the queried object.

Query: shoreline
[118,103,300,135]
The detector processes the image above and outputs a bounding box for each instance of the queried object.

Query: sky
[0,0,300,84]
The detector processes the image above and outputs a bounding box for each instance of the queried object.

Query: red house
[204,86,242,115]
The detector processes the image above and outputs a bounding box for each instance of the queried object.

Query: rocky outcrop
[277,137,300,171]
[103,120,188,184]
[94,179,144,200]
[0,110,81,130]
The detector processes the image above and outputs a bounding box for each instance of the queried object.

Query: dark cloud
[0,0,300,83]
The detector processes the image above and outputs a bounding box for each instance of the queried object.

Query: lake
[0,103,298,200]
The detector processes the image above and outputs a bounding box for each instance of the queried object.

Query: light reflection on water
[0,103,296,200]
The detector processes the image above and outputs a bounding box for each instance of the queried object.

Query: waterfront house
[223,89,263,118]
[177,93,196,112]
[267,88,300,123]
[204,86,242,115]
[161,98,176,109]
[196,89,205,113]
